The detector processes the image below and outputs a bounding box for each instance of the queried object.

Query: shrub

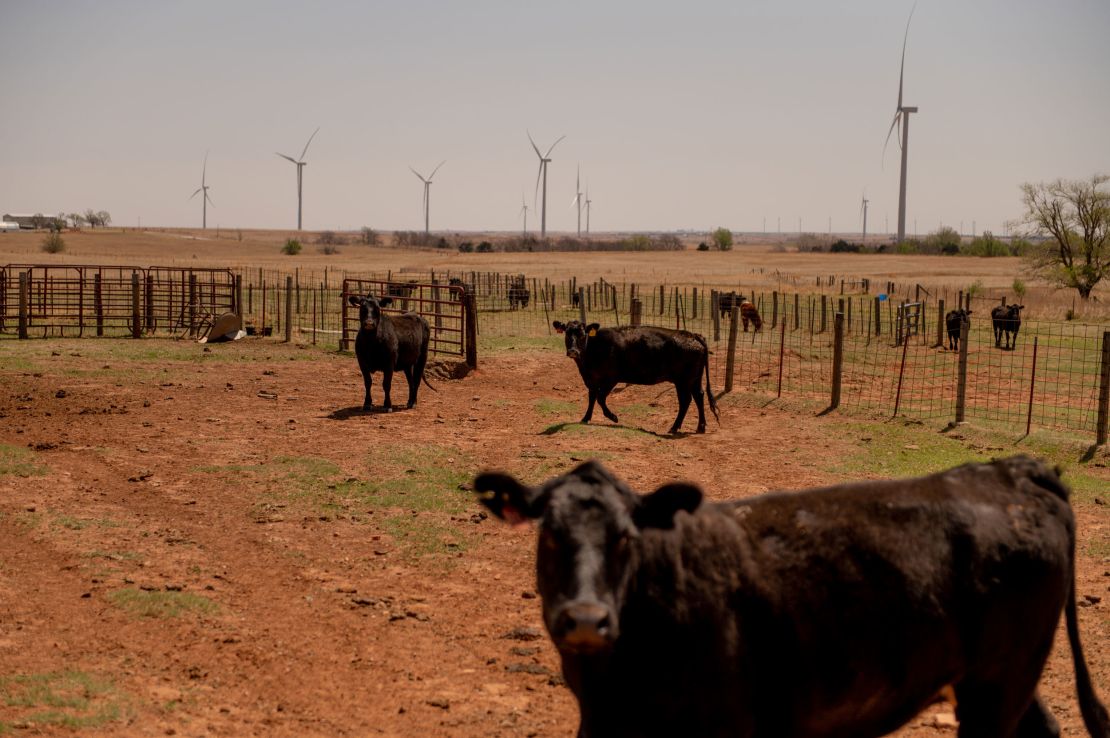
[697,242,709,251]
[41,232,65,253]
[1012,278,1027,299]
[925,226,961,255]
[317,230,347,246]
[359,227,381,246]
[437,238,448,249]
[965,232,1008,257]
[711,227,733,251]
[457,242,474,253]
[476,241,493,253]
[830,239,861,253]
[281,239,302,255]
[966,279,985,299]
[319,244,341,255]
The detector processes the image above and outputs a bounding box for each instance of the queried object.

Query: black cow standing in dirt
[552,321,719,434]
[348,294,431,412]
[945,308,972,351]
[474,457,1109,738]
[992,303,1025,350]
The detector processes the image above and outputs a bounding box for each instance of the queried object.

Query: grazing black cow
[509,279,530,310]
[718,291,740,318]
[347,294,432,412]
[551,321,719,434]
[992,303,1025,350]
[448,277,471,301]
[474,457,1109,738]
[945,308,972,351]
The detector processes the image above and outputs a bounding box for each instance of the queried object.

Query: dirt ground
[0,338,1107,737]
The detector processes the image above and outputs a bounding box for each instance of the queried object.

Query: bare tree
[96,210,112,228]
[1013,174,1109,299]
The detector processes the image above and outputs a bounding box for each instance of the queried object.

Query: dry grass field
[1,229,1108,736]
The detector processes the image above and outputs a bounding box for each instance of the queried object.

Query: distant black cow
[508,280,530,310]
[448,277,471,301]
[992,303,1025,350]
[386,280,418,310]
[551,321,719,434]
[945,308,972,351]
[474,457,1109,738]
[347,294,432,412]
[719,292,763,331]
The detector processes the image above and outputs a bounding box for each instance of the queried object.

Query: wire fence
[4,263,1108,442]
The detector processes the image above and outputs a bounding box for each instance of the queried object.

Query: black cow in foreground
[945,308,972,351]
[474,457,1109,738]
[992,303,1025,350]
[347,294,432,412]
[552,321,719,434]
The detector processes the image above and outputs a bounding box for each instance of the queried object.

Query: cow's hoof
[406,402,415,409]
[580,417,592,425]
[696,426,706,434]
[362,404,372,412]
[605,414,619,423]
[384,406,393,413]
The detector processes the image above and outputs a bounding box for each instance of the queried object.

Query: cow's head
[1009,304,1025,318]
[348,294,392,332]
[474,461,703,655]
[552,320,600,361]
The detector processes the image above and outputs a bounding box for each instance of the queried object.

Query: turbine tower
[883,5,919,243]
[584,187,592,235]
[519,194,529,236]
[276,127,320,231]
[189,151,214,230]
[528,131,565,239]
[570,165,584,237]
[860,193,869,242]
[409,161,445,235]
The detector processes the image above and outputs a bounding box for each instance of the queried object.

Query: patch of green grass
[534,398,579,416]
[479,335,559,354]
[52,515,120,531]
[0,445,47,478]
[107,588,219,618]
[540,421,654,439]
[0,670,126,732]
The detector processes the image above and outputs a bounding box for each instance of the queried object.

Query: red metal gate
[341,278,468,359]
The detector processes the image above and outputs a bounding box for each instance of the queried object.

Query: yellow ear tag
[588,328,598,337]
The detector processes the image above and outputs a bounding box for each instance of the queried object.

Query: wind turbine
[570,165,585,237]
[860,193,869,242]
[584,187,592,235]
[409,161,445,234]
[519,194,529,236]
[883,4,919,243]
[276,127,320,231]
[528,131,565,239]
[189,151,214,229]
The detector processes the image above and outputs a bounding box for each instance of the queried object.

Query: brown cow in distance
[475,457,1109,738]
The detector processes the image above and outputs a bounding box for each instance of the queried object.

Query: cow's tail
[1065,555,1110,736]
[421,373,439,392]
[695,334,721,426]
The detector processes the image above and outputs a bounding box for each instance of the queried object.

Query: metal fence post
[94,272,104,336]
[131,271,141,339]
[340,283,350,351]
[955,318,969,423]
[724,305,740,393]
[18,271,29,339]
[284,275,293,342]
[465,293,478,369]
[831,312,844,409]
[235,274,243,319]
[1097,331,1110,445]
[771,291,778,329]
[936,299,945,347]
[578,287,586,324]
[711,291,720,341]
[188,273,197,337]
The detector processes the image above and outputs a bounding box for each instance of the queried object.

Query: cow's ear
[586,323,601,337]
[553,321,566,333]
[474,472,548,525]
[966,310,973,315]
[379,296,393,307]
[633,482,703,530]
[347,295,362,307]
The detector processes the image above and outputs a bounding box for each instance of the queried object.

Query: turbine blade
[206,192,215,207]
[896,2,916,111]
[300,126,320,161]
[276,153,298,164]
[409,166,428,183]
[534,162,543,209]
[202,150,208,185]
[881,111,902,164]
[190,188,202,200]
[544,135,566,158]
[527,130,542,159]
[429,160,446,180]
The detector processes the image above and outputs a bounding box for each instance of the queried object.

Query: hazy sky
[2,0,1107,236]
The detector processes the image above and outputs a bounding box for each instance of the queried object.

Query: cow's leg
[357,359,374,411]
[1013,695,1060,738]
[742,317,749,332]
[581,387,597,424]
[669,386,692,434]
[692,384,707,434]
[408,355,427,409]
[596,382,619,424]
[994,326,1002,347]
[403,366,417,409]
[381,368,394,412]
[955,671,1048,738]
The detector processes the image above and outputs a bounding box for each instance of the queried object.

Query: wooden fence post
[465,293,478,369]
[1097,331,1110,445]
[18,271,29,339]
[131,271,141,339]
[692,287,698,319]
[794,293,800,330]
[1026,336,1039,436]
[771,291,778,328]
[831,312,844,409]
[724,305,740,393]
[820,295,827,333]
[777,319,786,398]
[936,299,945,347]
[874,296,882,336]
[284,275,293,342]
[955,318,970,424]
[578,287,586,324]
[711,291,720,341]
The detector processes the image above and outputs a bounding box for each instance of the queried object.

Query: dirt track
[0,339,1106,736]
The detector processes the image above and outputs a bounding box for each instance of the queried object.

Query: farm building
[2,213,55,229]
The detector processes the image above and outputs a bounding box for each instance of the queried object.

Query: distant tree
[83,209,100,227]
[830,239,861,253]
[1011,278,1027,300]
[96,210,111,228]
[965,232,1008,257]
[476,241,493,253]
[1012,174,1109,299]
[696,242,710,252]
[359,227,381,246]
[925,226,961,255]
[67,213,85,229]
[711,227,733,251]
[457,242,473,253]
[31,213,46,229]
[41,232,65,253]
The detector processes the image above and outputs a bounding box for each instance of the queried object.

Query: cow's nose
[566,348,580,359]
[555,602,613,652]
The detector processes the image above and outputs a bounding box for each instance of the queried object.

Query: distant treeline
[389,232,685,253]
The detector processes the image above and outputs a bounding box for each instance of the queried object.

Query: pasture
[0,230,1108,736]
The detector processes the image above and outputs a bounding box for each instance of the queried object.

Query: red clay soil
[0,340,1106,737]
